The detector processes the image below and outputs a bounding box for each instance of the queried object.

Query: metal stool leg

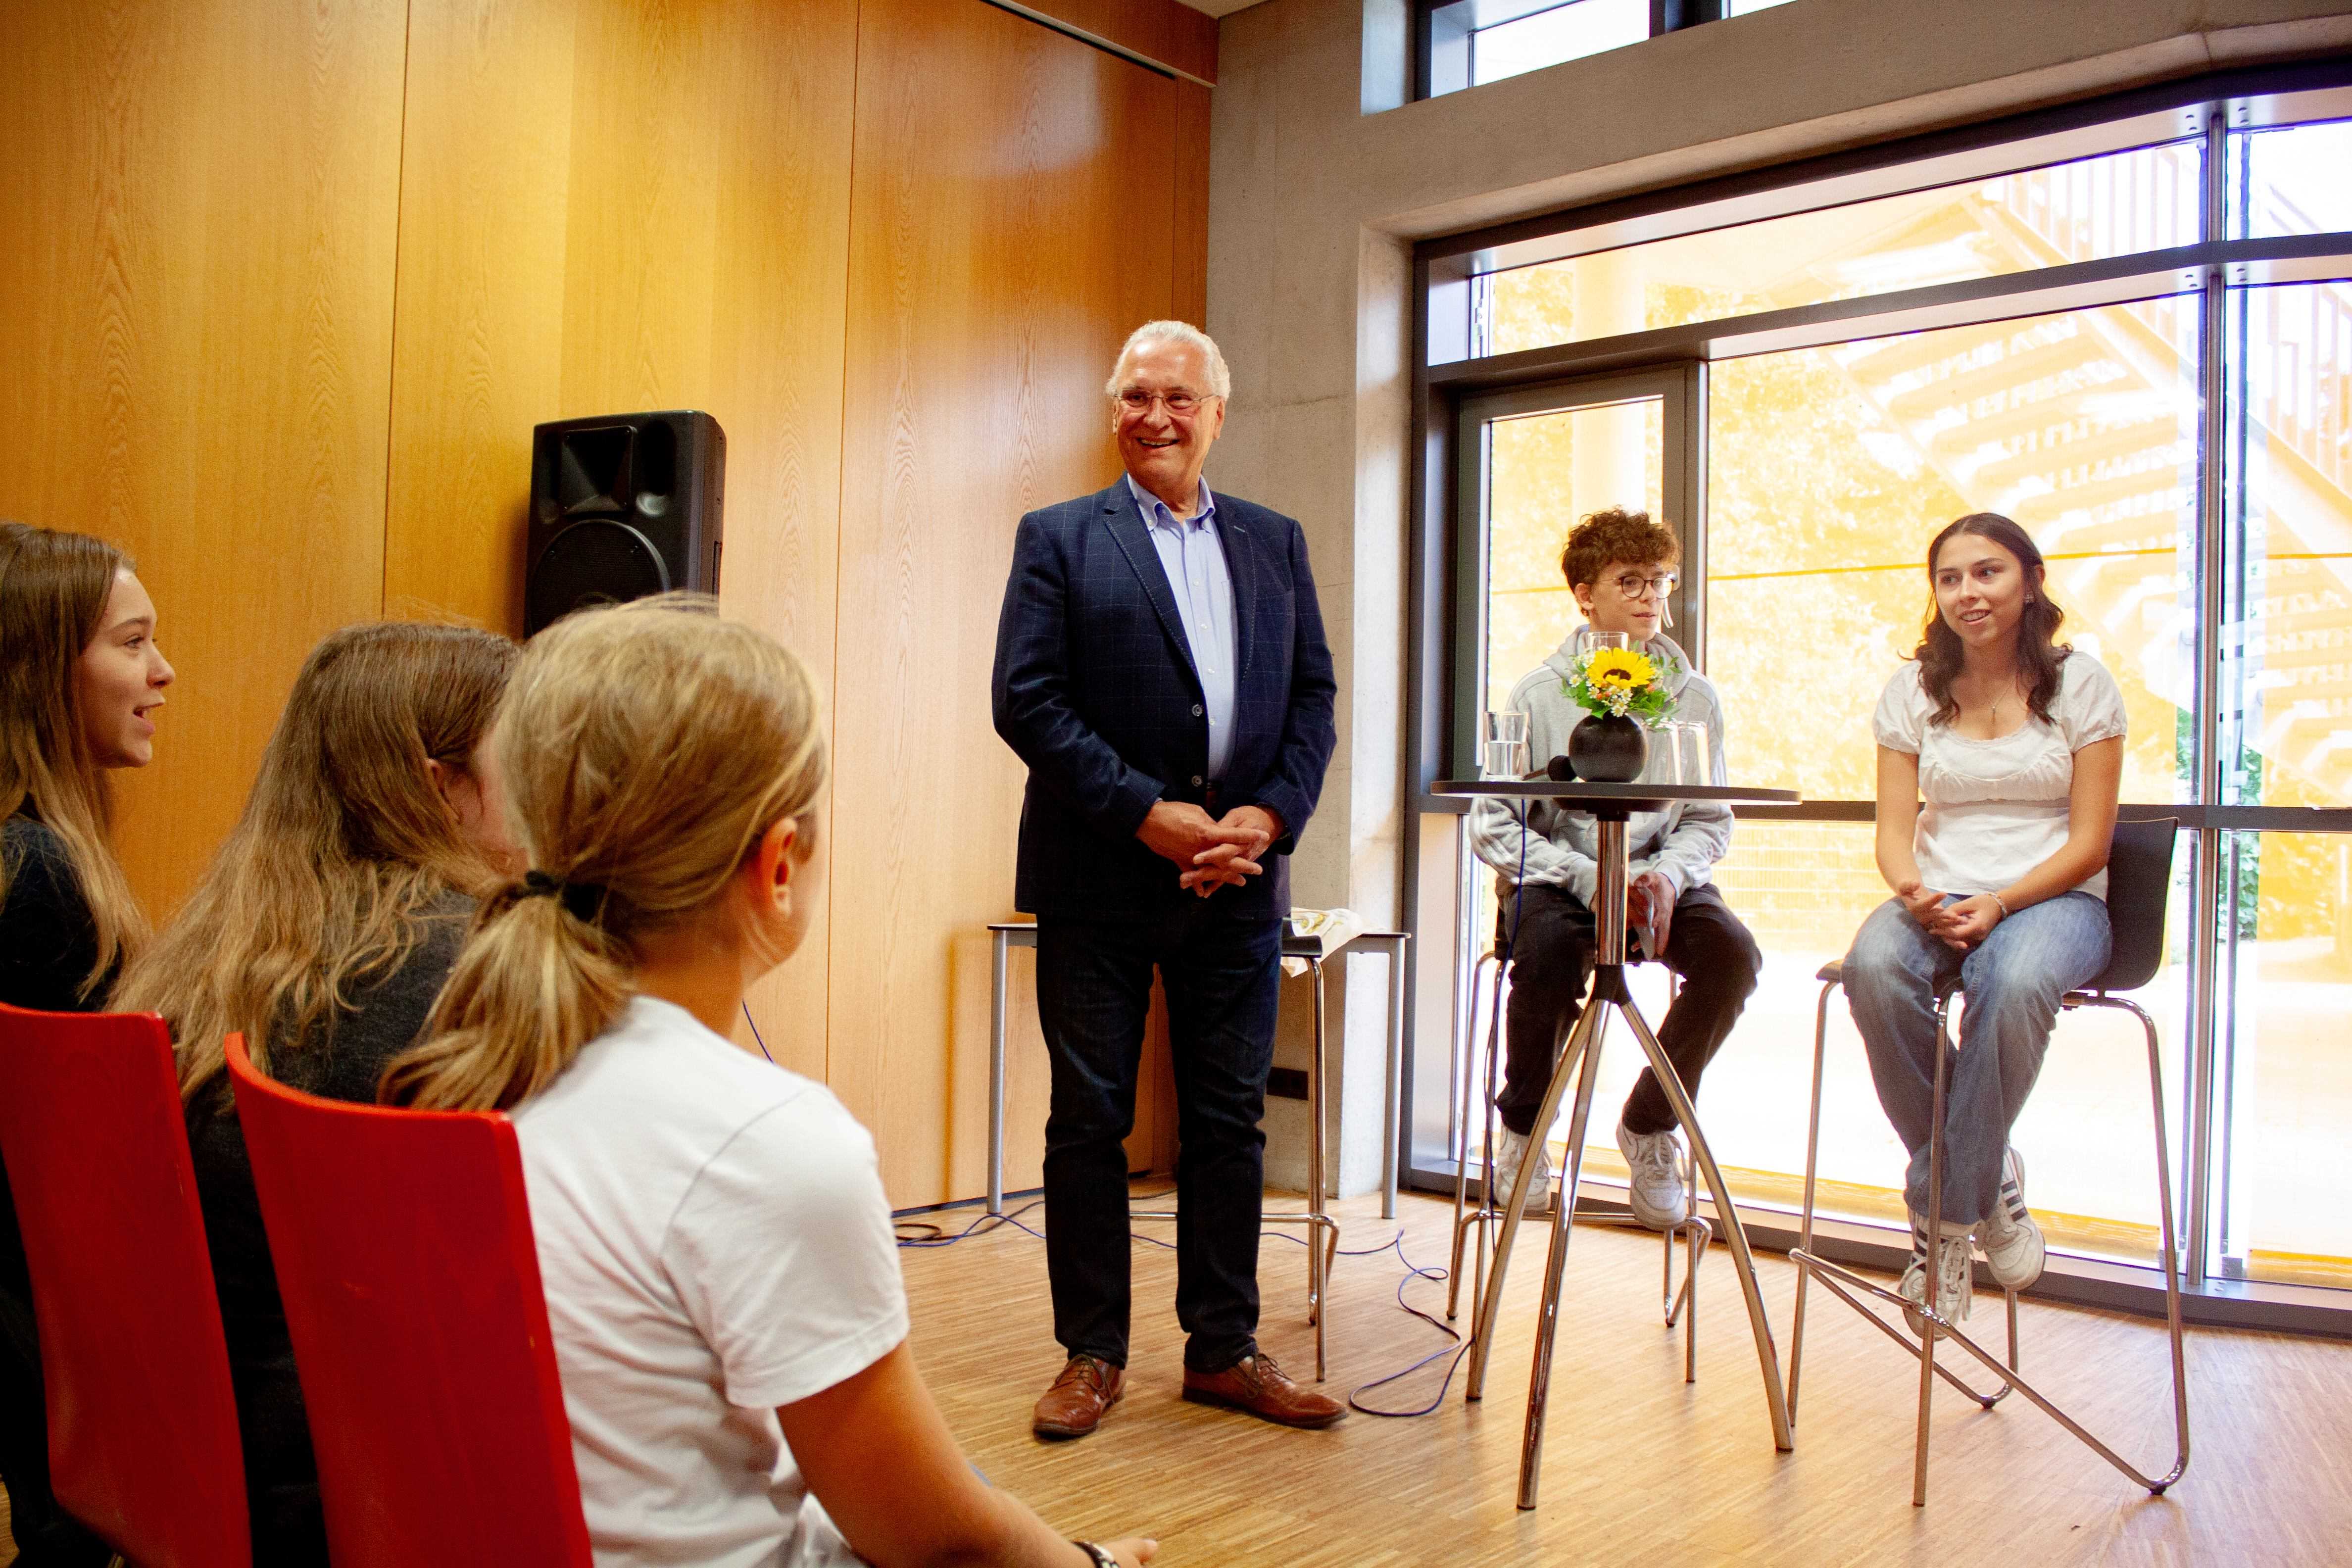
[1449,954,1510,1326]
[988,927,1010,1219]
[1788,973,1837,1420]
[1448,952,1502,1320]
[1791,976,2017,1424]
[1305,955,1336,1382]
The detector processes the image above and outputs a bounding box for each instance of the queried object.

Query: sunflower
[1584,648,1655,690]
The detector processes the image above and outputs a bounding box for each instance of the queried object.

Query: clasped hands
[1896,879,2004,950]
[1626,870,1675,956]
[1137,800,1283,898]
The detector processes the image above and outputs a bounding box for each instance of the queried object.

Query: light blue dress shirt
[1126,473,1237,781]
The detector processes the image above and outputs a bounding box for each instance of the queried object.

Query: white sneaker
[1616,1120,1689,1231]
[1898,1212,1973,1334]
[1492,1126,1555,1216]
[1977,1146,2046,1291]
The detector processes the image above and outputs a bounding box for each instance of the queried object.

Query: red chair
[224,1032,590,1568]
[0,1002,250,1568]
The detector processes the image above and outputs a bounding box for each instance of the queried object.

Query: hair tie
[517,869,608,924]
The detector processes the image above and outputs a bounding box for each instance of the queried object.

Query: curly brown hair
[1560,506,1680,591]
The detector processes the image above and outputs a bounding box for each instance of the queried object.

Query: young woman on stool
[384,595,1155,1568]
[1844,512,2125,1327]
[0,522,174,1568]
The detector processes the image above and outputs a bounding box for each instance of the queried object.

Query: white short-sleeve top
[514,995,909,1568]
[1872,650,2128,901]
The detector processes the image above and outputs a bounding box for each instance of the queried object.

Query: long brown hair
[382,594,827,1113]
[0,520,147,997]
[1914,512,2070,727]
[114,622,518,1099]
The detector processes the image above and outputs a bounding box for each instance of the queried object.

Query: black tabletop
[1431,779,1801,813]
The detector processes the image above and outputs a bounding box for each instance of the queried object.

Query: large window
[1413,69,2352,1324]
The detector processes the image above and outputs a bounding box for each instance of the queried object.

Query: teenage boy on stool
[1468,507,1761,1227]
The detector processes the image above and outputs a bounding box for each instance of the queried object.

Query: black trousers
[1035,903,1282,1374]
[1495,882,1761,1139]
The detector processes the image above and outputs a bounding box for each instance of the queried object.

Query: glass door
[1451,369,1698,1186]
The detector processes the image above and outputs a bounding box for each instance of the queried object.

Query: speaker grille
[526,520,671,633]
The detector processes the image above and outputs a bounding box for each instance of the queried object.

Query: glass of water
[1481,710,1530,779]
[1664,720,1713,785]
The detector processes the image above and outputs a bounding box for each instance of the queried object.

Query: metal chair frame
[1789,946,2193,1505]
[1447,949,1709,1384]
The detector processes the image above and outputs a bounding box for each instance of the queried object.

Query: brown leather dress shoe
[1032,1353,1126,1439]
[1180,1352,1348,1428]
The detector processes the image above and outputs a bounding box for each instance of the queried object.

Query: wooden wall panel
[829,0,1182,1205]
[384,0,858,1078]
[380,0,578,631]
[1175,78,1215,326]
[0,0,407,914]
[1012,0,1220,84]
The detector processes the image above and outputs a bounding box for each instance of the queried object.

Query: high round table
[1433,777,1800,1508]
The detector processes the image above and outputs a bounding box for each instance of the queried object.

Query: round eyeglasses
[1608,571,1680,601]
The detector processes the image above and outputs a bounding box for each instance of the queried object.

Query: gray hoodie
[1468,627,1733,907]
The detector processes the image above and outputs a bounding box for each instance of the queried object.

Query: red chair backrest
[0,1002,250,1568]
[223,1032,590,1568]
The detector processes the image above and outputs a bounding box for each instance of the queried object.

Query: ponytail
[381,594,827,1112]
[379,880,631,1111]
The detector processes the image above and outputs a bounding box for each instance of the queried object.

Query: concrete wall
[1210,0,2352,1194]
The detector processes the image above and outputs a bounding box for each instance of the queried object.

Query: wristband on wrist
[1073,1543,1119,1568]
[1990,892,2010,920]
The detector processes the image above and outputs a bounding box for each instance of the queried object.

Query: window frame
[1401,58,2352,1337]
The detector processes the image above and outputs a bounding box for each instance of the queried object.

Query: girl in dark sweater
[113,621,516,1567]
[0,521,174,1567]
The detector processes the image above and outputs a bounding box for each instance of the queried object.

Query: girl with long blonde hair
[113,620,518,1567]
[1,519,173,1568]
[386,595,1154,1568]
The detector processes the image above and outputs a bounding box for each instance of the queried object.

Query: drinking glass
[1664,721,1713,785]
[1481,710,1530,780]
[1586,631,1633,651]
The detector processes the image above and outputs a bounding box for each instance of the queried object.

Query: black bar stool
[1788,816,2192,1505]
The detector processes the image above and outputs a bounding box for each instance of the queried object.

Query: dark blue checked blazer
[992,479,1338,919]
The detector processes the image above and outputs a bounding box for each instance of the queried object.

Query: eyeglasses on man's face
[1117,388,1212,416]
[1606,571,1679,602]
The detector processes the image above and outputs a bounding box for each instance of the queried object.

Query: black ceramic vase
[1568,713,1648,783]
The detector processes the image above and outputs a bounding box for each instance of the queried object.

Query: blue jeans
[1844,892,2111,1227]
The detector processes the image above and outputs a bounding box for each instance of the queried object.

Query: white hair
[1106,320,1231,402]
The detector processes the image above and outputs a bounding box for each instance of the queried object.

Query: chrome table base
[1457,817,1795,1510]
[1447,951,1710,1387]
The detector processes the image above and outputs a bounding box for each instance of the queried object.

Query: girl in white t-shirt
[1843,514,2125,1330]
[384,596,1155,1568]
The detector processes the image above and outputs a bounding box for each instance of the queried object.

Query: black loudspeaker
[526,410,725,635]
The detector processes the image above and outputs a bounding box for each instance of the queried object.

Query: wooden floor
[905,1186,2352,1567]
[8,1187,2350,1565]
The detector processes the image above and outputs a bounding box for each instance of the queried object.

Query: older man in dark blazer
[992,321,1339,1439]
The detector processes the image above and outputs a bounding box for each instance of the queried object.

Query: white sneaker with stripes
[1976,1145,2046,1290]
[1900,1210,1973,1335]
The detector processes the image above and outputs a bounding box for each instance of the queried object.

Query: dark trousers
[1035,903,1282,1374]
[1495,882,1761,1139]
